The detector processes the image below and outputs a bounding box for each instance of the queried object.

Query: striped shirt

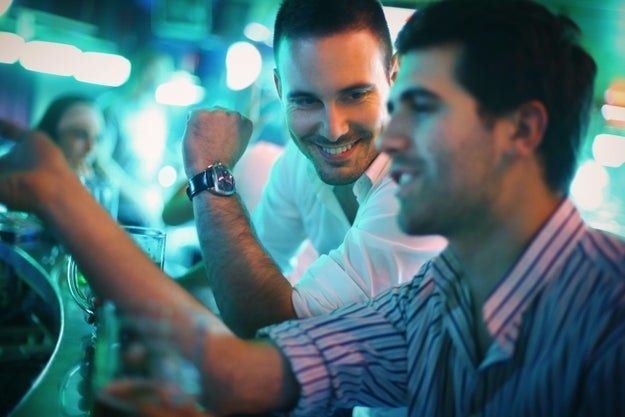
[261,199,625,417]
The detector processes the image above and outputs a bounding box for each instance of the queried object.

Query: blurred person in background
[36,94,101,179]
[35,93,119,219]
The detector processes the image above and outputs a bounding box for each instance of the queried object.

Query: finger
[137,402,212,417]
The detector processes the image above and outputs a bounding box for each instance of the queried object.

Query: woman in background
[36,94,118,218]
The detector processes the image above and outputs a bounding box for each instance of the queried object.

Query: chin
[397,209,427,236]
[316,168,361,186]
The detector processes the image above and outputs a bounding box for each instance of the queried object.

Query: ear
[273,68,283,99]
[389,53,399,84]
[506,100,548,156]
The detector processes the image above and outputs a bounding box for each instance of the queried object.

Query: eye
[406,97,437,115]
[340,87,372,104]
[289,95,320,108]
[396,89,440,117]
[74,130,90,140]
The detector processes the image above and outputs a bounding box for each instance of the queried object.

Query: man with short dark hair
[181,0,445,344]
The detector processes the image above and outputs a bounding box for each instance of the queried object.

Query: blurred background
[0,0,624,243]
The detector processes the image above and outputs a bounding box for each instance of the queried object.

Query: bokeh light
[225,41,262,91]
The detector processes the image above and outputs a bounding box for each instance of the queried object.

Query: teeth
[322,143,353,155]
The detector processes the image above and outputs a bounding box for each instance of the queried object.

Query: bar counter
[4,244,94,417]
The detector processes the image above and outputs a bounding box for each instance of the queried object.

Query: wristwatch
[186,162,236,200]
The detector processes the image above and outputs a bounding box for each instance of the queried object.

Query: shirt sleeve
[259,286,411,417]
[292,175,446,317]
[252,144,310,273]
[575,317,625,416]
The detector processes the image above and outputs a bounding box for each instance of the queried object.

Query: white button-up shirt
[252,140,447,317]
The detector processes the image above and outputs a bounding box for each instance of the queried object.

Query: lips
[317,141,359,160]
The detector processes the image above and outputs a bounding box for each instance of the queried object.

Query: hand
[0,123,77,214]
[94,379,215,417]
[182,108,253,177]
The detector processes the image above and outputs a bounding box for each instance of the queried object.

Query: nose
[85,137,95,152]
[82,134,98,155]
[376,114,408,156]
[320,104,349,142]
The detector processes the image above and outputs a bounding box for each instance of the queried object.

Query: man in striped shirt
[0,0,623,416]
[257,1,625,416]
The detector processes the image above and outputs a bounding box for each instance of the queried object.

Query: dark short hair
[273,0,394,75]
[396,0,597,193]
[36,94,95,143]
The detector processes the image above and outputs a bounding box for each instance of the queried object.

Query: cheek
[67,140,87,157]
[285,109,316,138]
[358,104,387,134]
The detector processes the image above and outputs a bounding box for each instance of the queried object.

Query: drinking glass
[66,225,166,317]
[61,226,166,416]
[91,302,202,416]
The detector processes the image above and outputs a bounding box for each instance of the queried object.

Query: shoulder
[578,227,625,277]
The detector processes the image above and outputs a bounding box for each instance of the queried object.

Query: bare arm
[182,109,297,338]
[0,125,300,415]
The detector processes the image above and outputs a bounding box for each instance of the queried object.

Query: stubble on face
[386,47,503,238]
[277,31,392,186]
[289,126,379,185]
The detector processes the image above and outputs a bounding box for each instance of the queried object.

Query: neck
[450,190,563,307]
[333,184,359,225]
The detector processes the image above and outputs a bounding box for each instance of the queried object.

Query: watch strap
[186,169,213,200]
[186,162,236,200]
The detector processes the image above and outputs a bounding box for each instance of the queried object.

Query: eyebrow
[397,87,439,103]
[286,83,376,100]
[388,86,440,113]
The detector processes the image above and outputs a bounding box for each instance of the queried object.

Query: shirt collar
[429,198,587,363]
[304,152,390,202]
[483,198,587,356]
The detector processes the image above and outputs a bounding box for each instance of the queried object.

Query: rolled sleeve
[259,322,333,417]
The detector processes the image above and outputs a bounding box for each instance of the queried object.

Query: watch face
[213,163,235,195]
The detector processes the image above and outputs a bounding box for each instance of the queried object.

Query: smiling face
[379,46,512,238]
[274,30,394,185]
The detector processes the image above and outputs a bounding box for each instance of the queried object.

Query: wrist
[186,162,236,200]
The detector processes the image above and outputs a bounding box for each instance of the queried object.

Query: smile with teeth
[321,143,354,155]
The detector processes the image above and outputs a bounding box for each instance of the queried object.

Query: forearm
[193,192,296,338]
[200,333,300,414]
[38,168,299,412]
[37,171,200,315]
[0,129,299,416]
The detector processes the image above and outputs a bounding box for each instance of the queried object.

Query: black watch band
[186,162,236,200]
